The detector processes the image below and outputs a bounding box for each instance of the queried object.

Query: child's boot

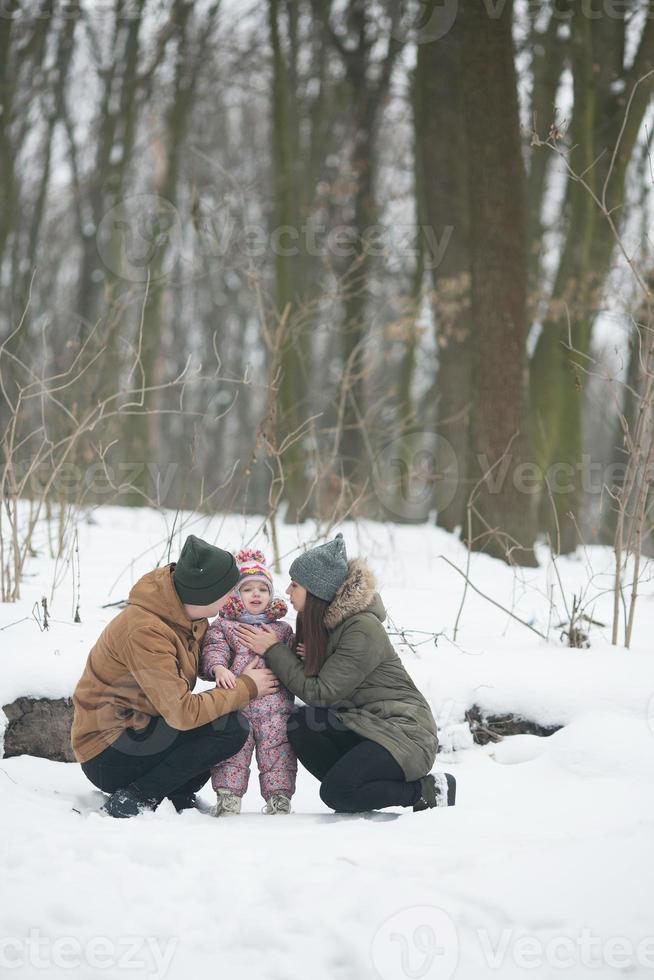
[214,789,242,817]
[262,793,292,815]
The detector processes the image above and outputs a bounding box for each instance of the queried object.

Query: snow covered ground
[1,505,654,979]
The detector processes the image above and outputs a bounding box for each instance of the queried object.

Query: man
[71,534,279,817]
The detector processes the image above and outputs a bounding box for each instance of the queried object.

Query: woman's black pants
[81,711,249,803]
[287,706,421,812]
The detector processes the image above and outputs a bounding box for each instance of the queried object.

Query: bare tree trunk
[528,12,654,551]
[600,277,654,548]
[122,0,216,503]
[268,0,307,524]
[525,1,568,304]
[459,0,538,566]
[414,6,473,534]
[313,0,401,500]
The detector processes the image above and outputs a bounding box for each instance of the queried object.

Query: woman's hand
[233,623,279,656]
[214,665,237,690]
[295,642,305,661]
[242,663,280,698]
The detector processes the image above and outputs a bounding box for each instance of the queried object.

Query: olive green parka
[266,559,438,781]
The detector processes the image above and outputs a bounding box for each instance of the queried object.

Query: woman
[234,533,456,814]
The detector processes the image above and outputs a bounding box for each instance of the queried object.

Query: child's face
[239,580,271,614]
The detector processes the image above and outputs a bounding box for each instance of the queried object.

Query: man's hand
[242,663,280,698]
[214,665,237,690]
[296,642,305,660]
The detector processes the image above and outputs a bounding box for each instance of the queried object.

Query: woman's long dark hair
[295,592,330,676]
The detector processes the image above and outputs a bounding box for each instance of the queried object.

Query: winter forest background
[2,0,654,624]
[3,4,654,977]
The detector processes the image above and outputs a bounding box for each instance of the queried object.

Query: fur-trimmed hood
[323,558,385,631]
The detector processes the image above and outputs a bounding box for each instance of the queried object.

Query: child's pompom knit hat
[220,548,287,622]
[235,548,274,591]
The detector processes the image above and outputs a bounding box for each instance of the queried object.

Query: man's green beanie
[172,535,239,606]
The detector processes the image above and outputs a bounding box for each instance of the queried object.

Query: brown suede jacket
[71,564,257,763]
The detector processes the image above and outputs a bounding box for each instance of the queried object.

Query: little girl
[199,548,297,815]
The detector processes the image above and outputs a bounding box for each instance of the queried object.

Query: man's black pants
[81,711,249,802]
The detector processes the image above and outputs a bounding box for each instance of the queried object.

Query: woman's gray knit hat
[289,533,348,602]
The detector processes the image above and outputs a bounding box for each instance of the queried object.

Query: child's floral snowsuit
[199,592,297,801]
